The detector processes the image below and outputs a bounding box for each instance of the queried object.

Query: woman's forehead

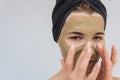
[62,13,104,35]
[66,9,103,22]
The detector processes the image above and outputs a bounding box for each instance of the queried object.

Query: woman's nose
[84,40,97,48]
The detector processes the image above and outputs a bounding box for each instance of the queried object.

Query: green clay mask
[58,11,105,74]
[73,44,100,75]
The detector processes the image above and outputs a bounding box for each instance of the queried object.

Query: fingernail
[87,41,91,48]
[70,45,75,51]
[98,43,102,49]
[87,47,92,53]
[86,42,91,53]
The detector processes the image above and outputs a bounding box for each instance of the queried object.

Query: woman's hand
[60,42,101,80]
[60,42,117,80]
[96,44,117,80]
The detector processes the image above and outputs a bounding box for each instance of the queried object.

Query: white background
[0,0,120,80]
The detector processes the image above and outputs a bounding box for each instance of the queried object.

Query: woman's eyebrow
[67,32,84,36]
[94,32,105,35]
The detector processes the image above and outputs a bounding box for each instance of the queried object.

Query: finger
[96,60,104,80]
[96,43,104,59]
[97,44,112,80]
[65,45,76,72]
[104,48,112,70]
[103,48,112,79]
[88,62,101,80]
[111,45,117,66]
[96,43,106,66]
[60,59,66,71]
[75,42,92,75]
[75,42,91,66]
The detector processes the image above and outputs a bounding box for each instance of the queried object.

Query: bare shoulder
[49,75,58,80]
[49,77,55,80]
[113,77,120,80]
[49,71,62,80]
[49,73,120,80]
[49,74,58,80]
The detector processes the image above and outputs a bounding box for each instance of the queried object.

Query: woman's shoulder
[113,77,120,80]
[49,71,62,80]
[49,73,120,80]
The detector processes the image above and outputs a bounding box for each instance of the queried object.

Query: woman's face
[58,10,105,74]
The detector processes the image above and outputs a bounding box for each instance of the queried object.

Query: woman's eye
[93,36,102,41]
[69,36,82,41]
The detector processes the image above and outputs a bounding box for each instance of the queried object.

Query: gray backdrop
[0,0,120,80]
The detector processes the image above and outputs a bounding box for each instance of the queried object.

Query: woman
[50,0,120,80]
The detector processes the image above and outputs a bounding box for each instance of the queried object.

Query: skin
[49,8,119,80]
[58,10,105,74]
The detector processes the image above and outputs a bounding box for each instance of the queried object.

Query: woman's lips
[89,60,97,63]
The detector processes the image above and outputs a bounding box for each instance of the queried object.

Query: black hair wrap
[52,0,107,42]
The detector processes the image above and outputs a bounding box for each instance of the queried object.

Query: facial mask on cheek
[73,44,85,67]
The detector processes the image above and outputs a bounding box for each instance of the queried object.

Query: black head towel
[52,0,107,42]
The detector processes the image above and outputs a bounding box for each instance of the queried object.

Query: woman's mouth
[88,60,97,67]
[86,60,97,75]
